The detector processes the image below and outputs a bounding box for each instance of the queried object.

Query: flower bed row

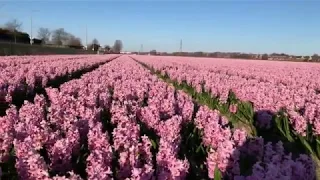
[0,54,119,116]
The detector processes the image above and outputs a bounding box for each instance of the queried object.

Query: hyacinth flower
[15,145,73,179]
[111,104,154,179]
[13,93,86,179]
[176,90,194,122]
[155,116,190,180]
[86,122,113,180]
[14,137,50,180]
[139,86,191,179]
[17,95,50,150]
[194,106,245,178]
[139,107,190,179]
[0,105,17,163]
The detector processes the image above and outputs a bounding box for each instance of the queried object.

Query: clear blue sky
[0,1,319,55]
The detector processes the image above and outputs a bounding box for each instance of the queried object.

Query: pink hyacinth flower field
[0,54,319,180]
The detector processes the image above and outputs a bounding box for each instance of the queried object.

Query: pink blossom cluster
[16,95,49,150]
[195,106,246,178]
[86,121,113,180]
[0,105,17,162]
[139,81,194,179]
[110,102,152,179]
[11,94,82,180]
[45,88,82,173]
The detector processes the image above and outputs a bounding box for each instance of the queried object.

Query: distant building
[268,55,290,61]
[120,51,132,54]
[97,47,105,54]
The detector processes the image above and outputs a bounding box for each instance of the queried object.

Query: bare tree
[92,38,99,45]
[37,27,51,44]
[312,54,319,62]
[67,35,82,47]
[4,19,22,31]
[51,28,69,46]
[304,56,311,62]
[5,19,22,43]
[88,38,100,51]
[113,40,123,53]
[104,45,111,52]
[261,54,268,60]
[150,50,157,55]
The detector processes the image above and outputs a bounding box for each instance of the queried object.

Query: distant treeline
[0,28,43,44]
[139,50,320,62]
[171,52,265,59]
[0,28,97,56]
[0,28,83,49]
[138,51,269,60]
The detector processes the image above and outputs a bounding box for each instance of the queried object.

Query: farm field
[0,54,318,180]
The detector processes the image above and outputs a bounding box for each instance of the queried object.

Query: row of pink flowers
[0,54,118,104]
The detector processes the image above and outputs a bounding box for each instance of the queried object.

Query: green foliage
[274,111,294,143]
[214,168,222,180]
[179,122,209,179]
[0,146,18,180]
